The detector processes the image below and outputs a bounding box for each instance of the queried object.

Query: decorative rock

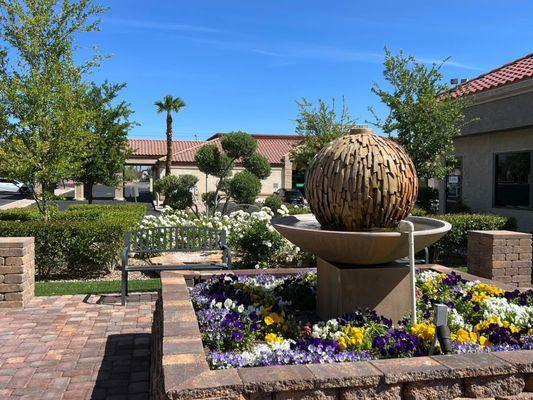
[403,379,462,400]
[305,127,418,230]
[464,374,525,398]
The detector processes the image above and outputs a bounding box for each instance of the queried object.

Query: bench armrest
[221,244,232,268]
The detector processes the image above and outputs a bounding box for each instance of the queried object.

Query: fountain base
[316,259,411,323]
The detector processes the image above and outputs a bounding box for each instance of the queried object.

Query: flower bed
[140,207,303,268]
[189,271,532,369]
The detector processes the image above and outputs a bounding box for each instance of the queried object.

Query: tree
[76,82,135,204]
[290,97,356,172]
[0,0,105,221]
[155,95,186,176]
[227,171,261,204]
[153,174,199,215]
[194,132,271,213]
[370,48,470,181]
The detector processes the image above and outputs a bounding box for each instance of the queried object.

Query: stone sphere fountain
[272,127,451,322]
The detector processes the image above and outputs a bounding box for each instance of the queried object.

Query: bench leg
[121,270,128,306]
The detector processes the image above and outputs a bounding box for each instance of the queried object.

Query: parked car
[0,178,31,195]
[274,188,305,205]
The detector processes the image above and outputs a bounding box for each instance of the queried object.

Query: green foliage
[417,187,439,212]
[166,175,199,211]
[36,278,161,296]
[428,213,516,258]
[202,191,217,210]
[195,144,232,178]
[155,95,186,175]
[195,132,271,212]
[0,204,146,280]
[154,175,199,212]
[228,171,261,205]
[264,194,283,214]
[0,0,106,221]
[229,219,288,269]
[371,48,471,180]
[243,154,271,179]
[124,166,142,182]
[221,131,257,160]
[76,82,135,203]
[290,97,356,171]
[286,204,311,215]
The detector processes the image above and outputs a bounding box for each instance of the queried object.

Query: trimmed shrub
[428,213,516,258]
[228,171,261,204]
[0,203,146,280]
[287,204,311,215]
[263,194,283,214]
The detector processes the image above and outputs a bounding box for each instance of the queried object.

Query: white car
[0,178,30,195]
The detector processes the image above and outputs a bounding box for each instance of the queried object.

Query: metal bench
[121,226,232,305]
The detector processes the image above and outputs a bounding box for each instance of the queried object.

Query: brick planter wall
[468,230,532,288]
[0,237,35,308]
[151,267,533,400]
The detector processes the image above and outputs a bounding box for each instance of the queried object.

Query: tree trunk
[86,182,94,204]
[165,111,173,176]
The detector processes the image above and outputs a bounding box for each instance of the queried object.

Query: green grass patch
[35,278,161,296]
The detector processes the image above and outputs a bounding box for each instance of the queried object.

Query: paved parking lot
[0,193,27,208]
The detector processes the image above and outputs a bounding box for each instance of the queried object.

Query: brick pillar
[0,237,35,308]
[467,230,532,288]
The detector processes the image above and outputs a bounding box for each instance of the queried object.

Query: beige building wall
[439,127,533,231]
[158,164,287,201]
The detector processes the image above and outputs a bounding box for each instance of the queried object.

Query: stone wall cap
[370,356,453,383]
[0,237,34,248]
[491,350,533,373]
[431,352,516,378]
[468,230,532,239]
[167,368,244,400]
[307,361,382,388]
[238,364,315,393]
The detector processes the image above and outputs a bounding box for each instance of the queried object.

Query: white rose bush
[139,206,302,269]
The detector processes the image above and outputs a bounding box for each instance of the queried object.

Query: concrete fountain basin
[272,214,451,265]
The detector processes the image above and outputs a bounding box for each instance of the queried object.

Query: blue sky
[78,1,533,140]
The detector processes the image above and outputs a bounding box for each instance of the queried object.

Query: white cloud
[104,18,220,34]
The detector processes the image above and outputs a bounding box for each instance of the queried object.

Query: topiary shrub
[264,194,283,214]
[228,171,261,204]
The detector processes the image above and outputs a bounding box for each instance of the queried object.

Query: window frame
[492,150,533,210]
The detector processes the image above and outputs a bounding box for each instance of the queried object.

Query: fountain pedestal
[316,259,411,323]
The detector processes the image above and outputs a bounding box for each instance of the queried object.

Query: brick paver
[0,293,156,399]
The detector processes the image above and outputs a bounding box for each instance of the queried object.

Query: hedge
[0,204,147,280]
[419,213,517,258]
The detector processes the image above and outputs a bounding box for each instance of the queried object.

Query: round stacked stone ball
[305,128,418,231]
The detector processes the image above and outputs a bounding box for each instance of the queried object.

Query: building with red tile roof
[437,52,533,231]
[127,133,303,197]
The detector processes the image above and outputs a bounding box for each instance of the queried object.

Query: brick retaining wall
[151,267,533,400]
[467,230,532,288]
[0,237,35,308]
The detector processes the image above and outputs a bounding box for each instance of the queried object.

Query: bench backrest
[126,226,227,254]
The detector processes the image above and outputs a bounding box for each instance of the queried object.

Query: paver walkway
[0,293,157,399]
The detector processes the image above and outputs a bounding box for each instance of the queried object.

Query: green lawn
[35,278,161,296]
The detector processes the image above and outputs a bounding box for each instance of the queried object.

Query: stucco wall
[160,165,285,199]
[462,91,533,135]
[439,127,533,232]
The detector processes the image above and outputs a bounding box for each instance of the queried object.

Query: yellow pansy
[265,333,283,343]
[411,323,436,341]
[264,316,274,325]
[341,325,365,348]
[478,336,489,347]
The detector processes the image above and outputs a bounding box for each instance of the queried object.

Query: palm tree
[155,95,186,175]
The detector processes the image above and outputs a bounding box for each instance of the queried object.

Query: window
[494,152,531,208]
